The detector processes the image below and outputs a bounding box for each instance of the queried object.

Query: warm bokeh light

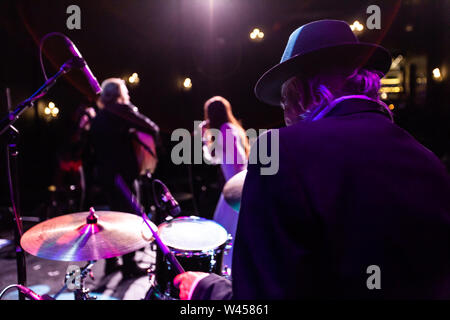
[405,24,414,32]
[391,55,404,70]
[128,72,140,84]
[250,28,264,41]
[350,20,364,32]
[51,107,59,117]
[432,68,442,80]
[388,104,395,110]
[43,101,59,118]
[380,86,402,93]
[183,77,192,89]
[381,78,401,85]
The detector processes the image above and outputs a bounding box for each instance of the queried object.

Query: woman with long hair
[202,96,249,276]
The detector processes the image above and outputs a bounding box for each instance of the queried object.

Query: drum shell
[155,244,226,296]
[149,216,230,298]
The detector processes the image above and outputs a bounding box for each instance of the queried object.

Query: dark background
[0,0,449,222]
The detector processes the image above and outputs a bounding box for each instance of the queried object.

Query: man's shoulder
[260,122,314,148]
[276,112,397,144]
[104,102,134,113]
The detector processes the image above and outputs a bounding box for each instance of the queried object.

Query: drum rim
[171,244,226,257]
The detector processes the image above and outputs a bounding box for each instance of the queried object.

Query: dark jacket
[89,102,159,211]
[193,98,450,299]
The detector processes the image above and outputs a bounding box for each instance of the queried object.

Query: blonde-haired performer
[90,78,159,278]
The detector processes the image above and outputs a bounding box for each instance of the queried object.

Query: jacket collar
[323,97,391,120]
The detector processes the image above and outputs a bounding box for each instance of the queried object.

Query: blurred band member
[52,104,96,214]
[90,78,159,278]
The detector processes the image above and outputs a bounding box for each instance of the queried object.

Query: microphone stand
[0,58,78,135]
[0,58,78,300]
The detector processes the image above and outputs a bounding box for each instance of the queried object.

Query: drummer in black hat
[174,20,450,299]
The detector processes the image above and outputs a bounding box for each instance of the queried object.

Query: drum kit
[16,170,247,300]
[0,29,248,300]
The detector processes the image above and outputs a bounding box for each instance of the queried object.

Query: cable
[6,138,23,237]
[0,284,19,300]
[152,179,167,210]
[39,32,71,81]
[151,178,181,218]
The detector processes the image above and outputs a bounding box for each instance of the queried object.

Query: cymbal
[20,210,156,262]
[223,170,247,212]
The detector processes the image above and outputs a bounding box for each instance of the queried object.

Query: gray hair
[100,78,126,105]
[281,68,393,121]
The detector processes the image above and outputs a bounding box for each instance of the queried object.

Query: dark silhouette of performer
[89,78,159,278]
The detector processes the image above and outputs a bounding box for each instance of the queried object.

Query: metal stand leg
[54,260,97,300]
[5,125,27,300]
[73,261,97,300]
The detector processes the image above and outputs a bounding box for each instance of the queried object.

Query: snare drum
[152,216,230,298]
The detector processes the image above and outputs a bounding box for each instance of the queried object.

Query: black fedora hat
[254,20,392,106]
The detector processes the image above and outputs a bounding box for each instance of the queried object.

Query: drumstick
[115,175,185,274]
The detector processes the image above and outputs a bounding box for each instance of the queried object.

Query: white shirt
[203,122,247,181]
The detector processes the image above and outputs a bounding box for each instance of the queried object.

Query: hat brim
[254,42,392,106]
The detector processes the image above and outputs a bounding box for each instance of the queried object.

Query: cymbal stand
[74,260,96,300]
[53,260,97,300]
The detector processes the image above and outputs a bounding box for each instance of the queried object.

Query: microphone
[197,120,209,144]
[161,189,181,217]
[16,285,55,300]
[198,120,209,128]
[63,37,102,95]
[153,179,181,217]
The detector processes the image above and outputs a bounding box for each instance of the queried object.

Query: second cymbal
[223,169,247,212]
